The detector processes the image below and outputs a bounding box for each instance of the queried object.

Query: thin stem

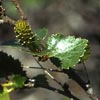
[12,0,27,20]
[33,58,55,79]
[33,58,63,86]
[82,61,90,84]
[2,16,16,25]
[0,16,15,25]
[82,62,100,100]
[25,64,100,100]
[33,58,80,100]
[29,66,62,72]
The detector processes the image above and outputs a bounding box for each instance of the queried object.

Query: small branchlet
[12,0,27,20]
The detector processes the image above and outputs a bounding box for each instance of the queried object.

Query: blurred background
[0,0,100,100]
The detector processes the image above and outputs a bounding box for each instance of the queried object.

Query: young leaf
[12,74,26,88]
[34,28,48,40]
[46,34,88,69]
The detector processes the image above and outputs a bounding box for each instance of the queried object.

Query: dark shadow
[0,51,26,78]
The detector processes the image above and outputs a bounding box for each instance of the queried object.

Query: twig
[32,58,80,100]
[81,62,100,100]
[2,16,16,25]
[0,15,16,25]
[28,66,62,72]
[82,61,90,84]
[12,0,27,20]
[23,63,100,100]
[0,0,2,3]
[33,58,56,80]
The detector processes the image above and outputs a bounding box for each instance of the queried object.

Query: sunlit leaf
[47,34,88,69]
[31,33,89,69]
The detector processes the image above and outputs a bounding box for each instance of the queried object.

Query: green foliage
[14,19,90,69]
[0,0,93,100]
[12,74,26,88]
[47,34,88,68]
[80,43,91,62]
[32,33,89,69]
[0,87,10,100]
[34,28,48,40]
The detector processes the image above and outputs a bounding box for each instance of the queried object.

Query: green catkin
[14,20,38,51]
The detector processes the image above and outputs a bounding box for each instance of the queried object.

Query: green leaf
[0,87,10,100]
[64,96,71,100]
[80,43,91,62]
[35,28,48,40]
[12,75,26,88]
[46,34,88,69]
[31,33,89,69]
